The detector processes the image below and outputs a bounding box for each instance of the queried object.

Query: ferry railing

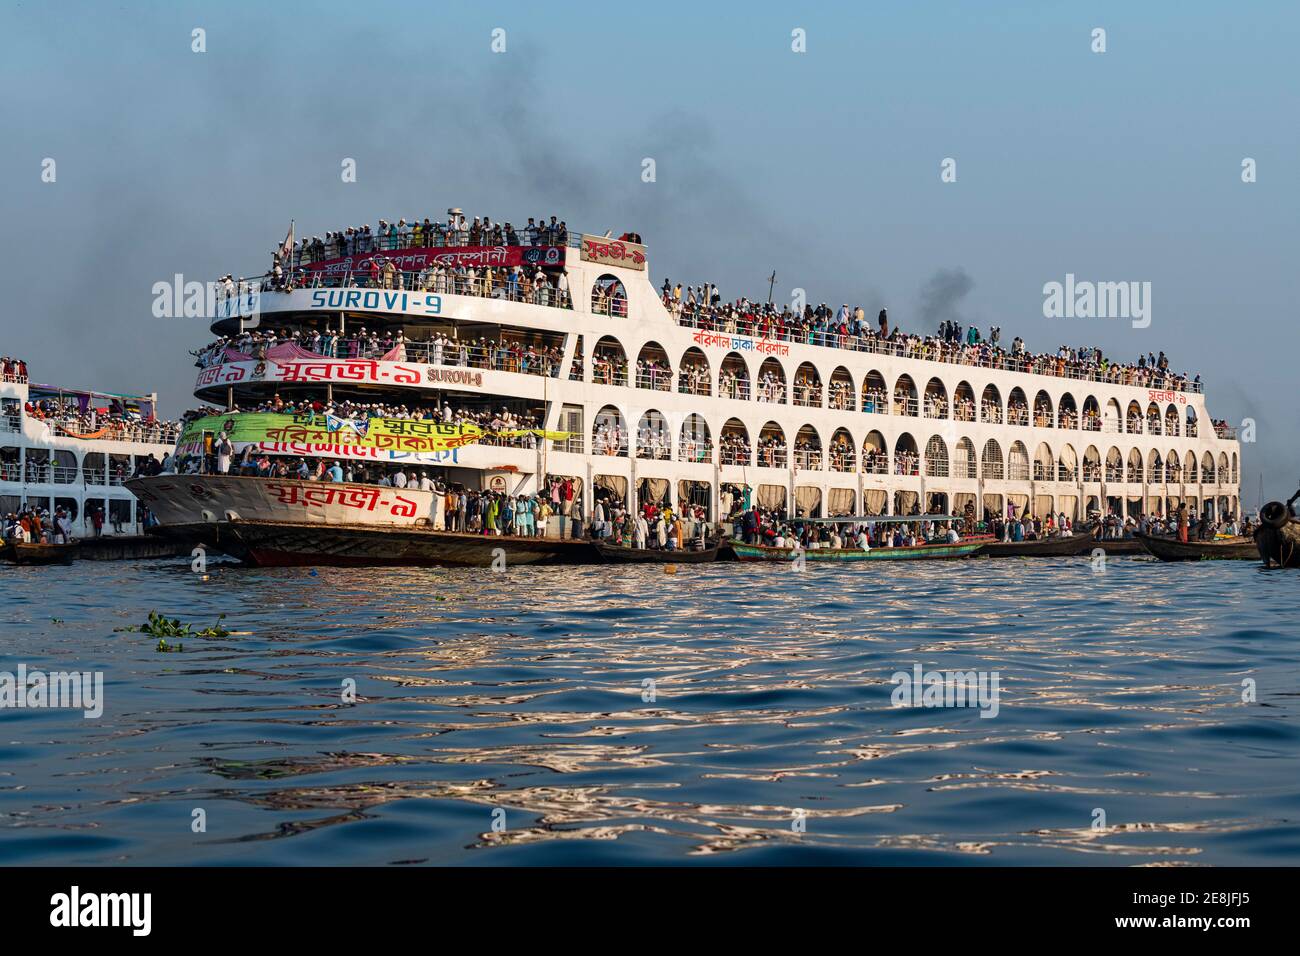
[924,399,949,420]
[1,415,19,433]
[792,384,822,407]
[1007,463,1030,481]
[719,447,751,466]
[1187,422,1199,437]
[719,381,751,402]
[1,373,28,385]
[953,405,976,423]
[829,453,856,472]
[1214,425,1237,439]
[290,230,574,262]
[1127,417,1144,434]
[792,450,822,470]
[757,447,788,469]
[592,360,628,387]
[636,444,672,461]
[678,441,713,464]
[894,397,919,417]
[1008,407,1029,426]
[926,456,950,478]
[677,375,711,397]
[861,458,888,475]
[634,369,672,391]
[592,436,628,457]
[863,392,889,415]
[983,463,1005,480]
[981,402,1003,424]
[222,270,574,314]
[756,384,786,404]
[593,294,629,318]
[896,458,921,477]
[82,468,106,485]
[555,435,583,454]
[673,308,1204,394]
[0,463,19,481]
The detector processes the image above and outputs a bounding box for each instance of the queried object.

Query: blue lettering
[311,291,327,309]
[344,290,361,309]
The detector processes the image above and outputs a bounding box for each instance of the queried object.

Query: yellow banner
[180,413,483,454]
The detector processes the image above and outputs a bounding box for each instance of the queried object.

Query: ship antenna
[767,271,777,306]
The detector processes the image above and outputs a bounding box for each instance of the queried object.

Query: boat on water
[1134,531,1257,562]
[594,540,720,563]
[1,360,177,536]
[731,540,982,562]
[6,541,80,565]
[976,530,1096,557]
[132,209,1243,567]
[1255,493,1300,568]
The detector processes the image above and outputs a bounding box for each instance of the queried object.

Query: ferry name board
[308,289,443,316]
[579,235,646,271]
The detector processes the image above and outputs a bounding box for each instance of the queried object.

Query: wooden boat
[1255,495,1300,568]
[8,541,80,565]
[595,541,720,563]
[1135,532,1258,562]
[730,540,982,562]
[977,530,1096,558]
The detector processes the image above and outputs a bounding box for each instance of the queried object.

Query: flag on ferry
[277,221,294,264]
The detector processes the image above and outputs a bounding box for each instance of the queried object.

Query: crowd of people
[194,326,568,379]
[661,282,1202,394]
[286,212,572,267]
[2,356,29,383]
[18,396,181,444]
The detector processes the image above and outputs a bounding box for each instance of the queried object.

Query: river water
[1,554,1297,866]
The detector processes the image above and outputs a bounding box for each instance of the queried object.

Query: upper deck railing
[675,308,1203,395]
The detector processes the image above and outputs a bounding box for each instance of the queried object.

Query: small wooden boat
[1255,496,1300,568]
[977,530,1096,558]
[1135,532,1258,562]
[595,541,720,563]
[730,540,982,562]
[8,541,80,565]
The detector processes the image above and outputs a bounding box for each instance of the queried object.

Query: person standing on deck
[1176,503,1189,543]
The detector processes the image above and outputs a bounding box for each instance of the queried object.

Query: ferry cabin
[201,233,1241,527]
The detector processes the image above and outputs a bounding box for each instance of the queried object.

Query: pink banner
[301,245,565,276]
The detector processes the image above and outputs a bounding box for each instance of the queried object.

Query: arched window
[592,405,628,456]
[591,274,627,317]
[1033,391,1054,429]
[757,421,787,468]
[895,433,920,476]
[862,371,888,414]
[592,336,627,387]
[953,381,976,422]
[793,362,823,408]
[1007,387,1028,426]
[757,357,787,404]
[635,342,672,391]
[923,378,949,420]
[718,352,749,401]
[679,413,713,463]
[925,435,950,477]
[1058,394,1077,430]
[720,418,750,466]
[955,437,977,479]
[894,375,919,417]
[793,425,822,470]
[636,410,671,460]
[829,427,856,471]
[981,384,1003,424]
[1008,441,1030,480]
[862,431,888,474]
[829,367,855,411]
[981,439,1004,479]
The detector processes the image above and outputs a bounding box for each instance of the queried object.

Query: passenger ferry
[128,214,1242,566]
[1,364,178,534]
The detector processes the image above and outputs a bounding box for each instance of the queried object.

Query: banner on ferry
[579,235,647,271]
[180,413,484,454]
[301,245,566,277]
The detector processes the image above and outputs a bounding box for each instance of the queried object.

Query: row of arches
[585,409,1238,483]
[587,337,1202,435]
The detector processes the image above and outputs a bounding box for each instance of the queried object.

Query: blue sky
[1,0,1295,501]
